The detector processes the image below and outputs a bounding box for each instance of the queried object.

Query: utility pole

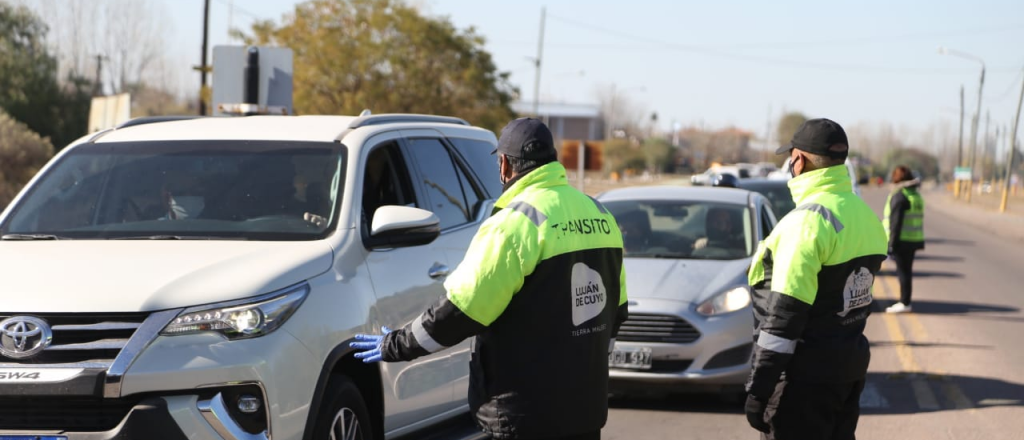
[965,64,985,203]
[199,0,211,116]
[983,110,990,186]
[1000,68,1024,213]
[531,7,546,118]
[763,106,772,163]
[93,54,106,97]
[956,85,964,198]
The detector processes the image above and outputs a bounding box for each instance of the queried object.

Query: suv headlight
[161,283,309,339]
[696,286,751,316]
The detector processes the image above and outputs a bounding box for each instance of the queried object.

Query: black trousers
[893,248,917,305]
[762,378,865,440]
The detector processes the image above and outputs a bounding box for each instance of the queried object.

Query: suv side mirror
[366,206,441,250]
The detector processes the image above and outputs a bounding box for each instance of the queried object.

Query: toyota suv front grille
[0,313,148,366]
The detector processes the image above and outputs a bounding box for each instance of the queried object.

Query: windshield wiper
[110,235,247,240]
[1,234,64,241]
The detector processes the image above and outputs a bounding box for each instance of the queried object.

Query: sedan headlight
[161,283,309,339]
[696,286,751,316]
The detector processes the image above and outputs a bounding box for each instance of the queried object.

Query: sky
[150,0,1024,144]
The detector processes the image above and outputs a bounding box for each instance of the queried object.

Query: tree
[0,109,54,210]
[0,3,60,139]
[0,3,92,149]
[641,137,674,173]
[776,112,808,156]
[882,147,939,181]
[602,138,645,174]
[236,0,516,132]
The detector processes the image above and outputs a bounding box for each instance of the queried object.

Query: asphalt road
[602,185,1024,440]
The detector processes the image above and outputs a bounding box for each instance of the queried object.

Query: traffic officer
[744,118,888,439]
[883,165,925,313]
[351,117,628,440]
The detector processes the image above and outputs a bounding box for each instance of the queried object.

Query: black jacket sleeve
[888,191,908,252]
[611,303,628,339]
[746,287,812,399]
[379,295,487,362]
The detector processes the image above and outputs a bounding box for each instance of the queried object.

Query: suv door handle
[429,263,450,278]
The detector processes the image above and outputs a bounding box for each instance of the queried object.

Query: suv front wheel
[313,375,375,440]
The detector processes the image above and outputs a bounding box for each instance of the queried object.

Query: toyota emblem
[0,316,53,359]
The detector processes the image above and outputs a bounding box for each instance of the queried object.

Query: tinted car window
[448,137,501,199]
[760,206,774,236]
[603,200,753,260]
[1,140,345,241]
[407,138,475,229]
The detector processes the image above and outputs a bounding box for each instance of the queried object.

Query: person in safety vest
[744,118,887,440]
[883,165,924,314]
[351,117,628,440]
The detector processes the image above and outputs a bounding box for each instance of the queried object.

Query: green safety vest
[883,187,925,243]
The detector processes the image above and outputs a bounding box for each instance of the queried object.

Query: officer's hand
[350,326,392,363]
[744,394,771,434]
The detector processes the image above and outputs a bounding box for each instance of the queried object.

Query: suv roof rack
[116,116,205,130]
[348,113,470,129]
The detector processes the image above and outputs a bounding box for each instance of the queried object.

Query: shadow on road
[872,299,1024,323]
[900,299,1018,315]
[862,371,1024,415]
[876,269,963,278]
[914,254,965,262]
[609,393,742,414]
[925,238,975,247]
[869,340,992,350]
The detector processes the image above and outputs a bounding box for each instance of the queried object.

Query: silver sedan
[597,185,778,396]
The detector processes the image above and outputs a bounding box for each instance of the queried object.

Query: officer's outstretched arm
[377,219,535,363]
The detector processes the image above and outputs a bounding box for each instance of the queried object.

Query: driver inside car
[693,207,743,252]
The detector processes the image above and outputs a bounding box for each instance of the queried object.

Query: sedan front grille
[617,313,701,343]
[0,313,148,366]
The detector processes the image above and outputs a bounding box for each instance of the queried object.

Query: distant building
[512,102,604,143]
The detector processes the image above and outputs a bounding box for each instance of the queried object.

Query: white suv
[0,114,501,440]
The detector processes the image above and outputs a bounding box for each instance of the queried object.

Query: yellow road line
[877,266,975,411]
[875,276,921,373]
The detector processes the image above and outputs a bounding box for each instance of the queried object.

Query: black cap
[776,118,849,159]
[492,117,557,160]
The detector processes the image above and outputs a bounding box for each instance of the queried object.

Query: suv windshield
[604,200,753,260]
[1,140,345,241]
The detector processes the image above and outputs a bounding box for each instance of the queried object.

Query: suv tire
[313,375,375,440]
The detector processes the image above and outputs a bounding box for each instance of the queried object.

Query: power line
[546,14,1022,75]
[988,65,1024,103]
[213,0,260,20]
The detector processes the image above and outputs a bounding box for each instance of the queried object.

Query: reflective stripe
[588,196,609,214]
[794,203,844,233]
[506,201,547,226]
[411,315,445,353]
[757,330,797,354]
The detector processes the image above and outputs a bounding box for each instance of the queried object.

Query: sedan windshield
[603,200,754,260]
[1,140,345,240]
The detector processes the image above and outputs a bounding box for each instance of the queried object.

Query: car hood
[624,257,750,304]
[0,241,334,312]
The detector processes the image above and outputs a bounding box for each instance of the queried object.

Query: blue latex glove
[350,326,392,363]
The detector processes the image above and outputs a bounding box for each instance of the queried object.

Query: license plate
[0,437,67,440]
[609,346,653,370]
